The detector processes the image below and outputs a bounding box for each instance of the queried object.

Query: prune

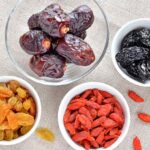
[39,4,70,38]
[30,54,66,78]
[28,13,41,30]
[121,28,150,48]
[126,60,150,82]
[116,46,150,67]
[19,30,51,55]
[56,34,95,66]
[69,5,94,34]
[138,28,150,47]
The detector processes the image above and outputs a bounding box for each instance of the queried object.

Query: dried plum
[74,31,87,40]
[39,4,70,38]
[56,34,95,66]
[30,54,66,78]
[116,46,150,67]
[19,30,51,55]
[28,13,41,30]
[69,5,94,34]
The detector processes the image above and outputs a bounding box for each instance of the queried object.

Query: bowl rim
[58,82,130,150]
[5,0,109,86]
[0,76,41,145]
[111,18,150,87]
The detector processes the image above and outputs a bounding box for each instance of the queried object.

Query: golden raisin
[8,80,20,93]
[0,121,10,130]
[0,86,13,99]
[16,113,34,126]
[20,126,32,135]
[4,130,14,141]
[8,97,18,106]
[36,128,55,142]
[23,99,31,111]
[0,130,4,141]
[14,101,23,112]
[0,100,6,106]
[16,87,27,99]
[29,98,36,116]
[13,131,19,139]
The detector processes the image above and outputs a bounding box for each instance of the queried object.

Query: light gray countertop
[0,0,150,150]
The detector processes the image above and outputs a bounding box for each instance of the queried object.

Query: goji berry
[104,138,117,148]
[110,113,124,125]
[92,116,106,128]
[104,134,118,140]
[63,110,71,123]
[101,118,117,128]
[86,101,100,109]
[79,107,93,121]
[96,131,104,145]
[68,111,78,123]
[93,89,103,104]
[68,101,86,110]
[98,104,112,117]
[72,131,89,142]
[133,136,142,150]
[81,90,92,99]
[128,90,144,103]
[65,123,76,135]
[91,127,103,137]
[83,140,90,150]
[100,90,113,98]
[138,113,150,123]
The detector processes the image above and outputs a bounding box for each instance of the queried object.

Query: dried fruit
[98,104,112,117]
[39,4,70,38]
[79,107,92,121]
[36,128,55,142]
[8,80,20,93]
[14,101,23,112]
[92,116,106,128]
[91,127,103,137]
[0,130,4,141]
[86,101,100,109]
[4,130,14,141]
[81,90,92,99]
[101,118,117,128]
[104,138,117,148]
[16,87,27,99]
[56,34,95,66]
[30,54,66,78]
[23,99,31,111]
[96,131,104,145]
[7,111,19,130]
[29,98,36,116]
[16,113,34,126]
[93,89,103,104]
[0,121,10,130]
[0,86,13,99]
[133,136,142,150]
[20,126,32,135]
[63,110,71,123]
[20,30,51,55]
[69,5,94,34]
[138,113,150,123]
[100,90,113,98]
[128,90,144,102]
[72,131,89,142]
[83,140,90,150]
[110,113,124,125]
[67,101,86,110]
[8,97,18,106]
[65,123,76,135]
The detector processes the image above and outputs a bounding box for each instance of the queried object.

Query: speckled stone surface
[0,0,150,150]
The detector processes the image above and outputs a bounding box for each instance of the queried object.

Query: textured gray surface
[0,0,150,150]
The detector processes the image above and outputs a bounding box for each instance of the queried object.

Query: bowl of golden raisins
[0,76,41,145]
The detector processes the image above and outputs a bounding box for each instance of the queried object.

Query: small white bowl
[111,18,150,87]
[58,82,130,150]
[0,76,41,145]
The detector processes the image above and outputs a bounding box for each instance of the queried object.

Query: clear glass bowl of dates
[6,0,109,85]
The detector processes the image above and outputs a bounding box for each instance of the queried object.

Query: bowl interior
[0,76,41,145]
[6,0,109,86]
[111,18,150,87]
[58,82,130,150]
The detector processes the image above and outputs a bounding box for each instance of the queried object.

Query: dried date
[30,54,66,78]
[56,34,95,66]
[19,30,51,55]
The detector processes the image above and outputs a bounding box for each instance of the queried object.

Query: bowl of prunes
[6,0,109,86]
[111,18,150,87]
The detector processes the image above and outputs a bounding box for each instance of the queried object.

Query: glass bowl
[5,0,109,86]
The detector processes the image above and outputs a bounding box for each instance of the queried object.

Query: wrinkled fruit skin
[69,5,94,34]
[30,54,66,78]
[56,34,95,66]
[39,4,70,37]
[28,13,41,30]
[122,28,150,48]
[74,31,87,40]
[19,30,51,55]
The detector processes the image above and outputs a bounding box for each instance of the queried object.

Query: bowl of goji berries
[0,76,41,145]
[58,82,130,150]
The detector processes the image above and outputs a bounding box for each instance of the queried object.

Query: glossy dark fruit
[39,4,70,38]
[126,60,150,82]
[116,46,150,67]
[56,34,95,66]
[30,54,66,78]
[69,5,94,34]
[28,13,41,30]
[75,31,87,40]
[19,30,51,55]
[121,28,150,48]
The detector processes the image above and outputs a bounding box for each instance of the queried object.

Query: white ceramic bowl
[111,18,150,87]
[0,76,41,145]
[58,82,130,150]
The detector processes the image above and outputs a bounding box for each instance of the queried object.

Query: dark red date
[19,30,51,55]
[69,5,94,34]
[30,54,66,78]
[39,4,70,38]
[56,34,95,66]
[28,13,41,30]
